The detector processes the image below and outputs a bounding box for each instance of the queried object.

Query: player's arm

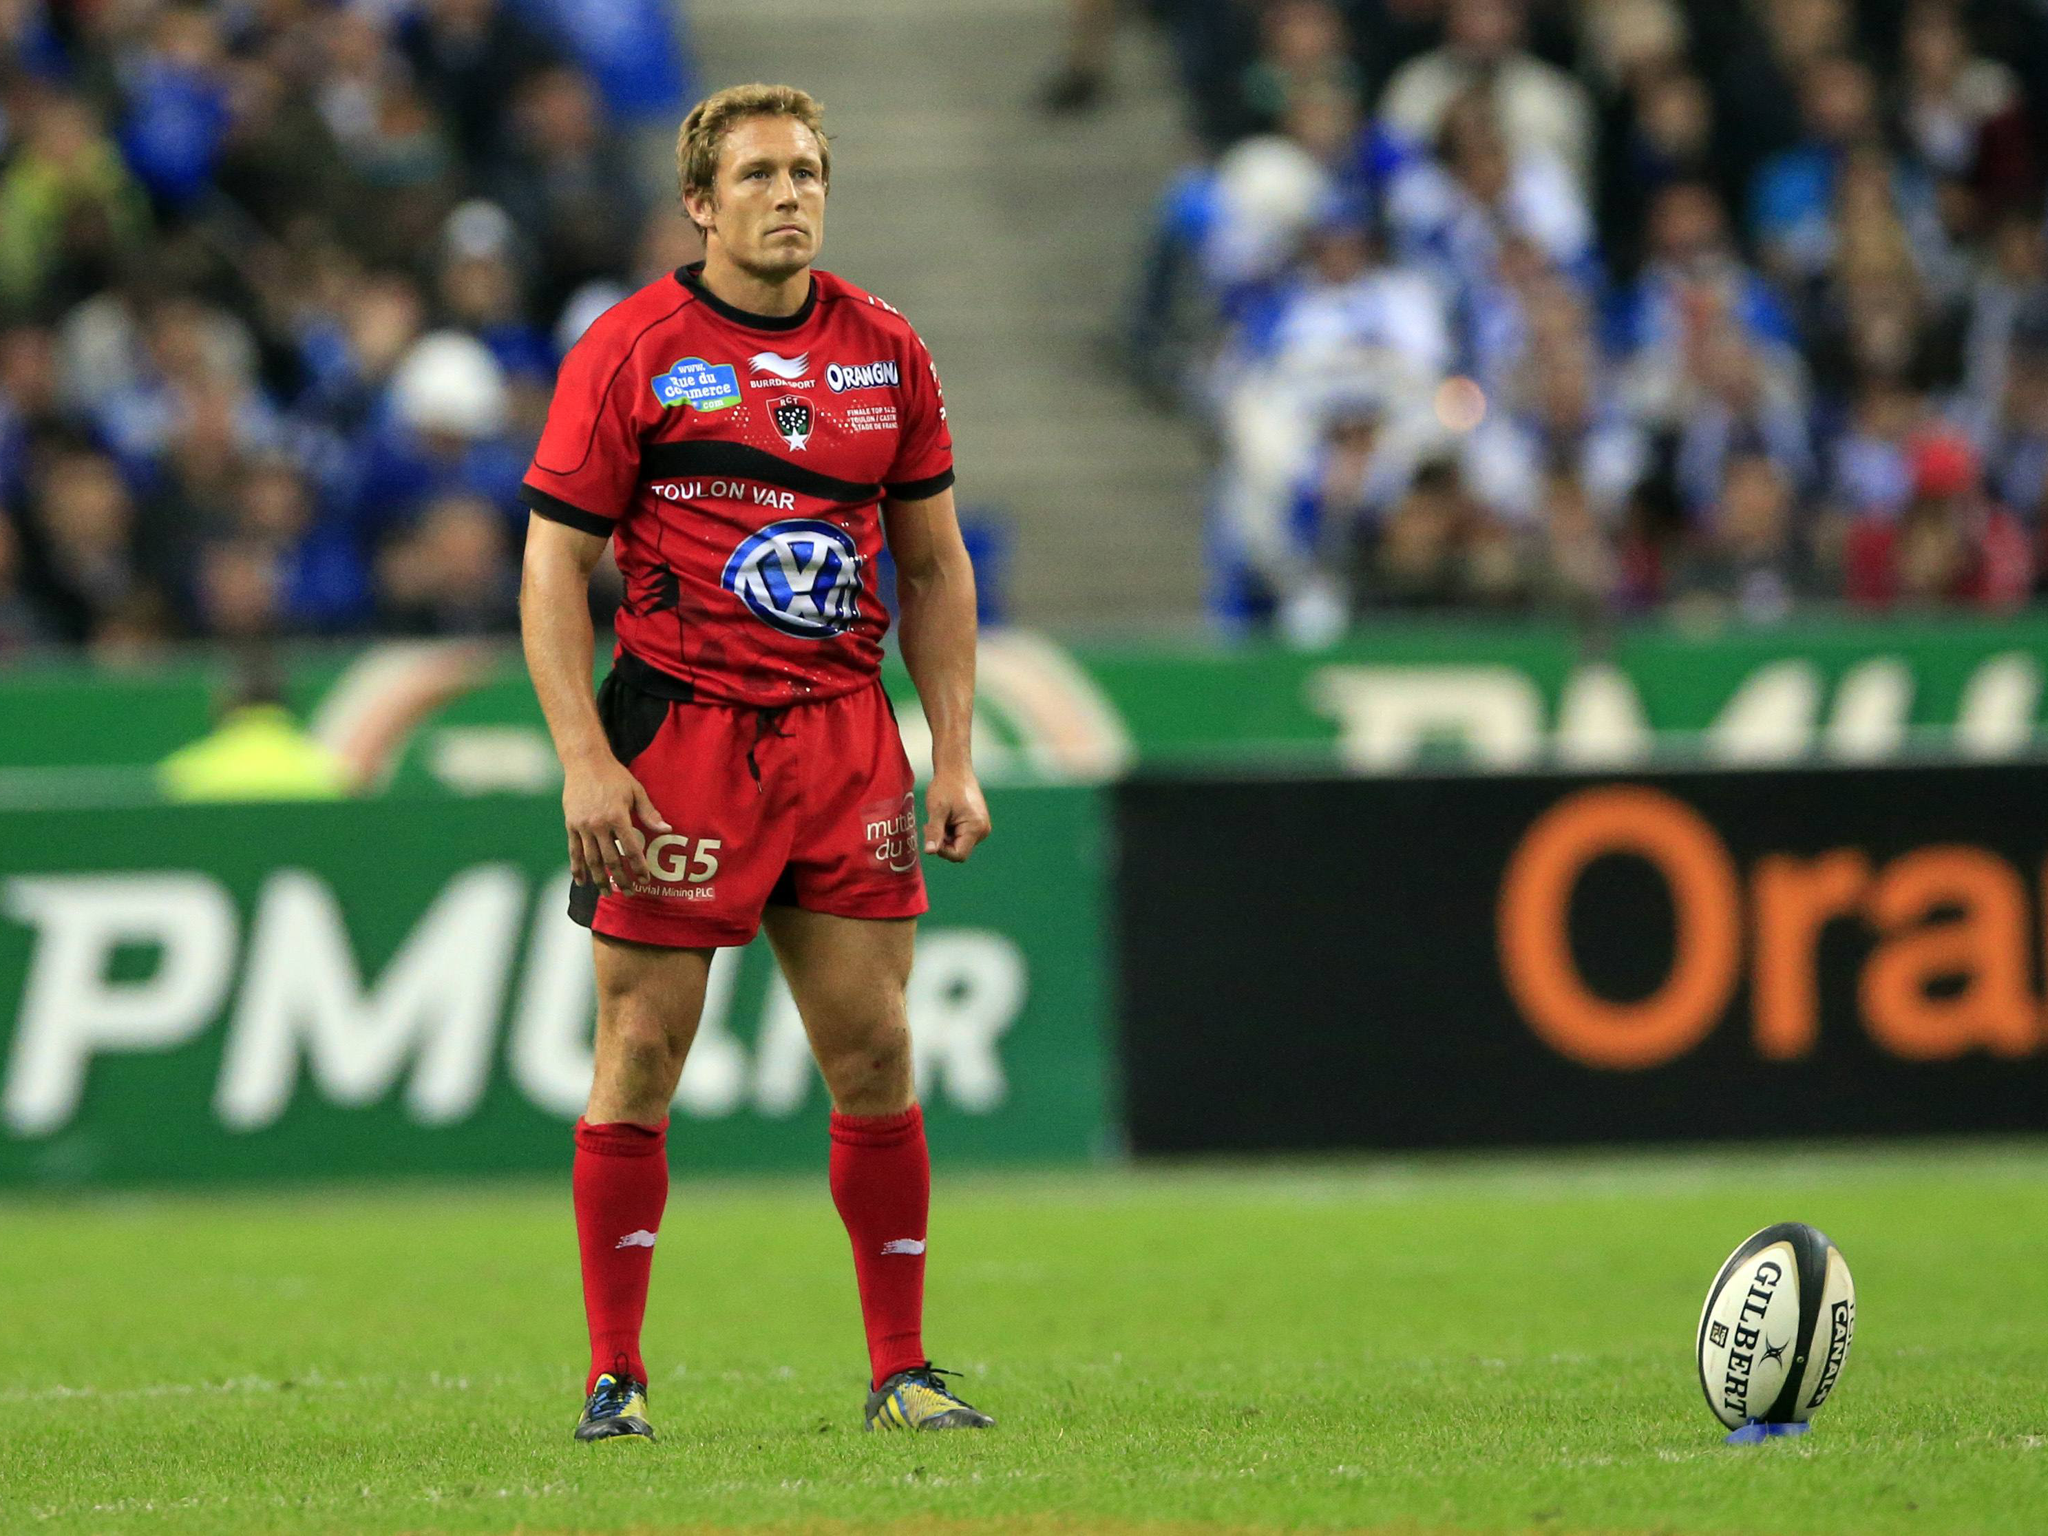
[883,485,990,862]
[520,513,669,892]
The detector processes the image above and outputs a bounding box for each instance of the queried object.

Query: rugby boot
[863,1364,995,1430]
[574,1372,655,1443]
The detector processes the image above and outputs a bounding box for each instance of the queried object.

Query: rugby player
[518,83,994,1441]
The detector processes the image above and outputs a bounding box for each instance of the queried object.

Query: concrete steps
[686,0,1207,622]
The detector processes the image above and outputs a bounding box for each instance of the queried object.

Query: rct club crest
[771,395,814,451]
[721,519,861,638]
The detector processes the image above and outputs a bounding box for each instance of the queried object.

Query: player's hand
[563,751,670,893]
[922,767,991,863]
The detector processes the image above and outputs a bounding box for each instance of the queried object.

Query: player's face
[698,116,827,279]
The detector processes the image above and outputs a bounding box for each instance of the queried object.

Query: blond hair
[675,83,830,223]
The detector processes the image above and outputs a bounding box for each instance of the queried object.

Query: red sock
[829,1104,930,1385]
[573,1117,668,1393]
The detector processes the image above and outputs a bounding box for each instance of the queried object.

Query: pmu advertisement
[0,788,1110,1187]
[1114,764,2048,1153]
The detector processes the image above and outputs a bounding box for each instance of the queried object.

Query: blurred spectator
[315,9,460,263]
[1212,209,1446,630]
[211,29,352,234]
[1240,1,1365,131]
[158,667,350,801]
[1655,319,1814,520]
[0,92,152,312]
[1748,55,1939,289]
[1576,0,1688,96]
[195,535,283,641]
[0,0,66,82]
[1897,1,2034,226]
[1526,466,1618,622]
[0,322,66,506]
[1385,86,1594,307]
[1983,341,2048,535]
[24,446,160,645]
[1844,431,2032,609]
[1238,209,1450,399]
[376,490,519,635]
[1361,456,1511,610]
[115,3,233,212]
[1464,334,1645,527]
[1380,0,1594,190]
[350,328,522,544]
[1200,82,1363,305]
[1611,182,1794,362]
[93,294,273,494]
[0,0,695,652]
[492,65,640,321]
[1265,392,1414,638]
[1597,64,1719,278]
[1671,452,1813,625]
[1701,0,1853,208]
[0,510,57,654]
[397,0,559,169]
[1798,149,1969,406]
[437,201,554,387]
[293,268,428,432]
[1826,377,1928,524]
[87,588,179,667]
[1962,210,2048,432]
[232,454,369,633]
[523,0,694,131]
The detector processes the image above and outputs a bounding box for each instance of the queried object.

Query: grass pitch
[2,1146,2044,1536]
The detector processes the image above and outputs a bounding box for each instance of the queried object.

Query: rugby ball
[1696,1222,1855,1430]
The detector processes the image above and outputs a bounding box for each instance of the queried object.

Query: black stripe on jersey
[640,439,881,505]
[521,483,617,538]
[884,468,956,502]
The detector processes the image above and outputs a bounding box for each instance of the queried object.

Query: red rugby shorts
[568,660,928,947]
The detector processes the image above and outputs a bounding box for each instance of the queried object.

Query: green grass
[2,1146,2045,1535]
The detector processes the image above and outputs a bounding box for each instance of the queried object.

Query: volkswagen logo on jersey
[721,519,862,638]
[771,395,814,451]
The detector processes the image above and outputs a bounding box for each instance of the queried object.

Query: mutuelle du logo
[721,518,862,638]
[651,356,740,411]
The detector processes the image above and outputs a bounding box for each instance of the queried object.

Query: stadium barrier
[1113,764,2048,1154]
[11,619,2048,1181]
[0,787,1109,1186]
[7,614,2048,802]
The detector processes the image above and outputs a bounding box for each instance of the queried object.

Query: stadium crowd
[8,2,2048,657]
[0,0,693,659]
[1103,0,2048,638]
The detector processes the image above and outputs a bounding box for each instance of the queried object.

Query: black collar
[675,262,816,331]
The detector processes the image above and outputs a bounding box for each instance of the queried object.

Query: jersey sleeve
[519,321,646,537]
[883,332,954,501]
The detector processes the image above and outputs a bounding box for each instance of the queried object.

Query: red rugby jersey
[520,263,954,706]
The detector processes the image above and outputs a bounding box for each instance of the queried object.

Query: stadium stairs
[690,0,1207,623]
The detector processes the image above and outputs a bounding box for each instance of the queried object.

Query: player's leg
[572,934,713,1443]
[762,906,993,1430]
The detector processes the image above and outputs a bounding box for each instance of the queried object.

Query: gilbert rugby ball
[1696,1222,1855,1430]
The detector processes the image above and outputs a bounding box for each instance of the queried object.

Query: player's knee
[600,1005,686,1088]
[816,1014,912,1113]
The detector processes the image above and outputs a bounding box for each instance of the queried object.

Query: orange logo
[1496,785,2044,1070]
